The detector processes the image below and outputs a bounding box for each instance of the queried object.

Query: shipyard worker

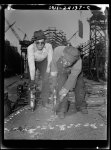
[27,30,53,106]
[50,45,88,119]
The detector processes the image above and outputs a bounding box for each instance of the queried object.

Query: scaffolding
[79,9,108,82]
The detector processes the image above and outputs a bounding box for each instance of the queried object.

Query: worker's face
[62,53,78,67]
[35,39,45,50]
[60,56,73,68]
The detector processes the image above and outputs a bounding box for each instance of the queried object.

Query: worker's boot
[76,105,88,114]
[67,102,77,115]
[56,99,68,119]
[57,112,65,119]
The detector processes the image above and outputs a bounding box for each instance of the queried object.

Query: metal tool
[53,89,57,115]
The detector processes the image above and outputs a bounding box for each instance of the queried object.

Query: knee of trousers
[57,99,68,112]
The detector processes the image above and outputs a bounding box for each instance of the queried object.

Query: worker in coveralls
[27,30,53,106]
[50,46,88,119]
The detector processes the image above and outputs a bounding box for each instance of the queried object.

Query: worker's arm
[59,59,82,101]
[46,44,53,73]
[27,45,35,81]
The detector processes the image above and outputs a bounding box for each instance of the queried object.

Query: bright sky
[5,9,93,53]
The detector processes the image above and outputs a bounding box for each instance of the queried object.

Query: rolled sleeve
[27,45,35,80]
[63,59,82,92]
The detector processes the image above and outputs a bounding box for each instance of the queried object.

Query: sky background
[5,9,93,53]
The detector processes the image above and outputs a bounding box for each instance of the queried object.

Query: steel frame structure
[79,9,108,82]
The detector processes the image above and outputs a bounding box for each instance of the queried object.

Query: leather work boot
[67,102,77,115]
[57,112,65,119]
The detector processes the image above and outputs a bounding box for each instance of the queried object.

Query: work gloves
[59,87,68,102]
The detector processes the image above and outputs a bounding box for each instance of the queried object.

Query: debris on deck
[4,76,107,140]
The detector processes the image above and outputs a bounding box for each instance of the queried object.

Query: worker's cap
[63,46,80,62]
[33,30,46,41]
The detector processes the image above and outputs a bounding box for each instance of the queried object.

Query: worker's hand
[59,95,65,102]
[59,87,68,102]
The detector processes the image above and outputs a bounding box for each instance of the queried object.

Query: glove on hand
[59,87,68,102]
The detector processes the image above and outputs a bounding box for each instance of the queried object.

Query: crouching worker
[50,46,88,119]
[27,30,53,107]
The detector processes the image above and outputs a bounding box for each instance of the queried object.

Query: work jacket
[50,46,82,92]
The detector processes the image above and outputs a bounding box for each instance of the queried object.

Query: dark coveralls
[55,57,87,114]
[35,58,50,105]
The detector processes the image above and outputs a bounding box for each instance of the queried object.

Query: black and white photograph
[2,3,109,148]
